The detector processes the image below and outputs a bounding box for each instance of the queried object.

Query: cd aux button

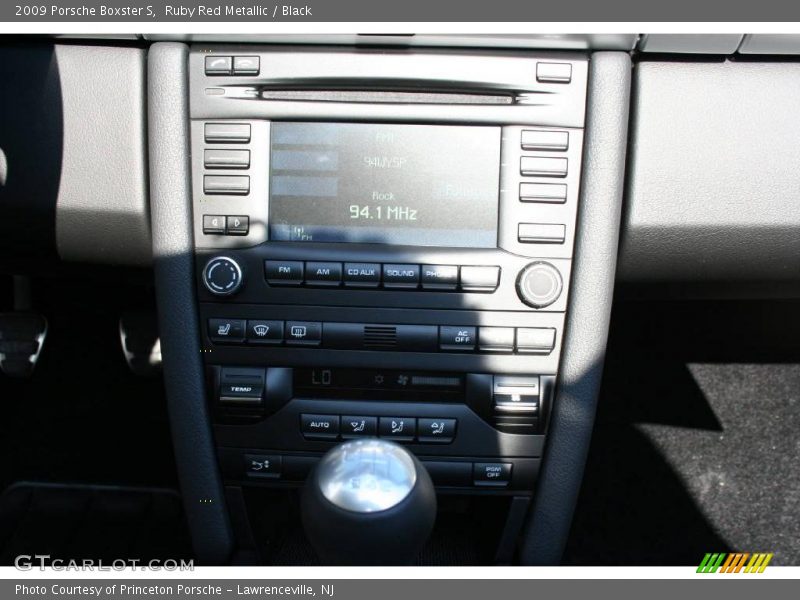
[344,263,381,287]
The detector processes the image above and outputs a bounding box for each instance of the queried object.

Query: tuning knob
[517,262,563,308]
[202,256,243,296]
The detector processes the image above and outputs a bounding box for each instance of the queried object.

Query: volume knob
[203,256,243,296]
[517,262,563,309]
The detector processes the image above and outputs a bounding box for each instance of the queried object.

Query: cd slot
[259,89,514,105]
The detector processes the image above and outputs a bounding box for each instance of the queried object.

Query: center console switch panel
[188,45,589,497]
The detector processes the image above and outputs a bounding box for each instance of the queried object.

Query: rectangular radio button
[341,415,378,438]
[520,156,568,178]
[246,320,284,344]
[305,262,342,287]
[521,130,569,152]
[204,149,250,169]
[459,266,500,292]
[478,327,515,353]
[204,55,232,76]
[382,264,420,289]
[421,265,459,290]
[265,260,304,285]
[344,262,381,287]
[204,175,250,195]
[473,463,513,487]
[518,223,566,244]
[244,454,281,479]
[379,417,416,442]
[233,56,260,76]
[418,418,457,444]
[516,327,556,354]
[536,62,572,84]
[208,318,245,343]
[219,367,265,406]
[202,214,226,234]
[439,326,476,351]
[204,122,251,143]
[285,321,322,346]
[301,414,340,441]
[225,215,249,235]
[520,182,568,204]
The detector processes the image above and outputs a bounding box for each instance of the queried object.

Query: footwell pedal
[119,311,162,377]
[0,312,47,378]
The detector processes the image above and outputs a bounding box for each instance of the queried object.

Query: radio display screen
[268,122,501,247]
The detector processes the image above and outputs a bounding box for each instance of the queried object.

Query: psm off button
[473,463,513,487]
[301,414,340,440]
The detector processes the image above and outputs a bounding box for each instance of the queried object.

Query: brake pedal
[0,312,47,378]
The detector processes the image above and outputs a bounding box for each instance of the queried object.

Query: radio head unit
[268,122,501,248]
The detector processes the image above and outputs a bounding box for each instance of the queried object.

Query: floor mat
[564,300,800,566]
[0,482,192,565]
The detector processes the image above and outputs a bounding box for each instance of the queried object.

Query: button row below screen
[241,452,512,488]
[265,260,500,292]
[207,319,556,355]
[301,413,457,444]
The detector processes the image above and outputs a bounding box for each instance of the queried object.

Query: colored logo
[697,553,774,573]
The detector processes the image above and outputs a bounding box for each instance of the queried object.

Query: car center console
[149,43,627,564]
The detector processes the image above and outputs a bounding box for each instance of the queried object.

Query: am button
[305,262,343,287]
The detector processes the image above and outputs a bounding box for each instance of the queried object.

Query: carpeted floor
[564,299,800,566]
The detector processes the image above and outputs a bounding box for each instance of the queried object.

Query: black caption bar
[3,578,796,599]
[3,0,800,22]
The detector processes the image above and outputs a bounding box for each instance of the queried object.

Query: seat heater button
[208,318,245,343]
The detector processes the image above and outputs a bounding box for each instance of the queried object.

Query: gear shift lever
[301,438,436,565]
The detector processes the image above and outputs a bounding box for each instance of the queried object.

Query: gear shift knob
[301,438,436,565]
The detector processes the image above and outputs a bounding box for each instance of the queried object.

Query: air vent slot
[363,325,398,349]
